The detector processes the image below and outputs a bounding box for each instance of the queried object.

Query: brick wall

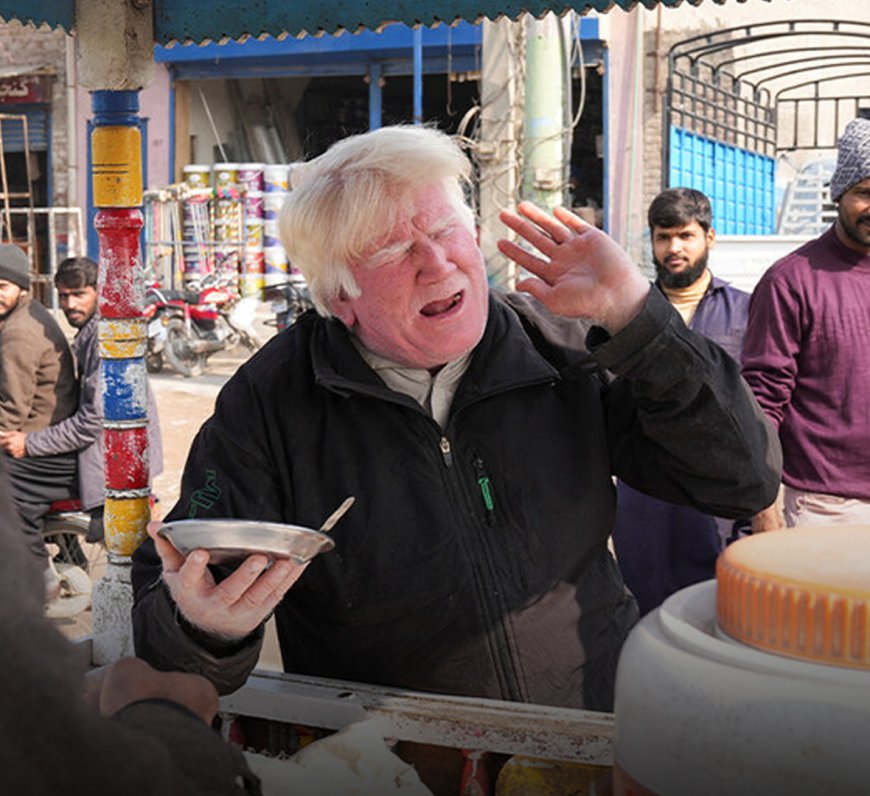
[0,20,70,205]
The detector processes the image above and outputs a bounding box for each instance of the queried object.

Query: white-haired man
[132,126,779,715]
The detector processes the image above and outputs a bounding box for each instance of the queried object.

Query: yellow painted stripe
[98,318,146,358]
[99,318,146,339]
[92,126,142,207]
[98,338,146,358]
[104,496,151,556]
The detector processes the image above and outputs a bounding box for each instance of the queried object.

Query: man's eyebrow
[425,212,460,233]
[365,238,412,268]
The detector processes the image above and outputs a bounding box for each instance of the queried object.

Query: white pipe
[623,7,645,261]
[65,34,78,209]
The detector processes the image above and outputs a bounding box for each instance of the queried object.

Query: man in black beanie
[0,243,76,594]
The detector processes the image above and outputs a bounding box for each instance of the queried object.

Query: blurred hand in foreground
[88,657,219,725]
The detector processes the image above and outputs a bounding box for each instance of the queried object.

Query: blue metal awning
[156,22,485,80]
[154,18,602,80]
[0,0,756,44]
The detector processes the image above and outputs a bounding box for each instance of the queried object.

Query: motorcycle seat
[48,497,83,513]
[160,288,201,304]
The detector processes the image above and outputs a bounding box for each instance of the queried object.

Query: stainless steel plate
[158,519,336,565]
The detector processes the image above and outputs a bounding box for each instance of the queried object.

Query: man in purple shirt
[612,188,751,614]
[743,117,870,529]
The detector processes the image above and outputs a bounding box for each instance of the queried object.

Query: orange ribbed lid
[717,525,870,670]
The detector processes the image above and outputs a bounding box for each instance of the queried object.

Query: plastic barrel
[237,162,265,193]
[263,163,289,193]
[183,164,211,189]
[244,190,264,220]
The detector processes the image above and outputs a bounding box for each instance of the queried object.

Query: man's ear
[706,227,716,249]
[330,290,356,328]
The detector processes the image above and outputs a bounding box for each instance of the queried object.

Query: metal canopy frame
[666,19,870,158]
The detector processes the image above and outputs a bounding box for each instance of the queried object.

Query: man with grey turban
[743,116,870,529]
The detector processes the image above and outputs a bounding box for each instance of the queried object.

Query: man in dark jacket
[611,188,752,615]
[0,453,259,795]
[132,126,780,713]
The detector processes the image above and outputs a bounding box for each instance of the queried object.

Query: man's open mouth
[420,292,462,317]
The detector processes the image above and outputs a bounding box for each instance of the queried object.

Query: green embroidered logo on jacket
[188,469,221,517]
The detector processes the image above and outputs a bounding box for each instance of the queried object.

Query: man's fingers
[496,239,549,278]
[499,209,559,256]
[553,205,593,234]
[211,554,270,605]
[154,536,187,571]
[516,201,576,243]
[239,559,308,609]
[148,522,188,571]
[177,548,213,591]
[514,277,551,303]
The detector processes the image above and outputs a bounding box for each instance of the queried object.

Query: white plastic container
[613,526,870,795]
[264,163,290,193]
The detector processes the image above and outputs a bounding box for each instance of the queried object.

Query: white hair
[278,125,475,317]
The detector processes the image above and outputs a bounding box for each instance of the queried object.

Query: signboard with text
[0,75,48,104]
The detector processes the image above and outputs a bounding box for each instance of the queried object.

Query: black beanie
[0,244,30,290]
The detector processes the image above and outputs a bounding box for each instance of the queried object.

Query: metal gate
[665,31,777,234]
[665,20,870,236]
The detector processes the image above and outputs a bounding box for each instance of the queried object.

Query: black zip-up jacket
[132,289,780,711]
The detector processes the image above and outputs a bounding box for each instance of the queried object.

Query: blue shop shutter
[668,126,775,235]
[0,107,49,152]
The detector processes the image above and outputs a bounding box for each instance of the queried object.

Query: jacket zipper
[438,434,523,701]
[473,456,496,526]
[439,436,453,467]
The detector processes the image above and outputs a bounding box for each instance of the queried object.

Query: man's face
[331,182,489,370]
[652,220,715,289]
[0,280,23,319]
[57,284,98,329]
[835,178,870,254]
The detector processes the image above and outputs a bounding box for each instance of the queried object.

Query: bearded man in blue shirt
[611,187,751,615]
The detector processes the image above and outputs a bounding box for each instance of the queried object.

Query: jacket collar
[309,291,561,409]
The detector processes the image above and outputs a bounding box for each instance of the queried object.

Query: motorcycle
[42,499,104,620]
[144,272,262,377]
[263,277,314,331]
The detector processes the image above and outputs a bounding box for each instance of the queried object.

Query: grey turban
[830,117,870,201]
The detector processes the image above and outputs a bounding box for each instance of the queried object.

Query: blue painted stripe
[102,359,148,422]
[91,90,140,127]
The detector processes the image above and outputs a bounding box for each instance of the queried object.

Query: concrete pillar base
[91,556,135,665]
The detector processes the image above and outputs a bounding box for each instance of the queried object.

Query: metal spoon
[319,496,355,533]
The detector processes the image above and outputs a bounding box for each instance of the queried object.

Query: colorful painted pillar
[90,90,151,664]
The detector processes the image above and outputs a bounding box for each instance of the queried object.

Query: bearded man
[0,244,76,596]
[611,187,752,615]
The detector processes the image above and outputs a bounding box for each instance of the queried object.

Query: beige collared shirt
[353,340,472,429]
